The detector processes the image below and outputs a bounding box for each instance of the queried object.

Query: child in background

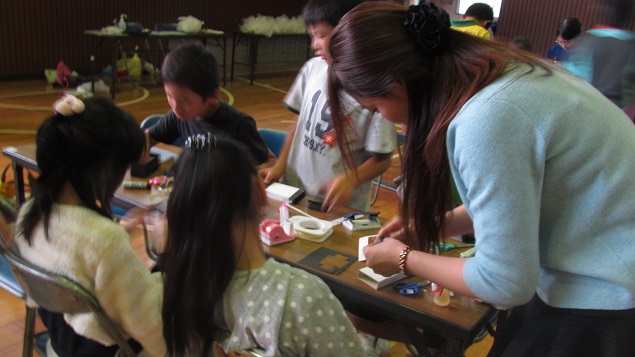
[259,0,396,212]
[563,0,635,107]
[511,36,533,52]
[161,134,366,356]
[145,41,274,168]
[14,95,165,357]
[450,2,494,40]
[545,17,582,62]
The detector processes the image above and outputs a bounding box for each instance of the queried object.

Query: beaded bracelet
[399,246,412,276]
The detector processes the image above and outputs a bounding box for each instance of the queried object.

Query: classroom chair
[0,198,50,356]
[0,228,138,357]
[257,128,287,157]
[346,311,447,357]
[0,198,39,357]
[370,131,405,205]
[0,252,23,298]
[0,197,22,296]
[139,114,162,131]
[140,114,184,147]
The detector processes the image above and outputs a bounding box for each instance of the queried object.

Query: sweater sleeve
[92,227,166,356]
[447,98,544,309]
[147,111,181,145]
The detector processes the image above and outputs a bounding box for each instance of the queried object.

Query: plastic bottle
[118,14,127,31]
[127,46,142,79]
[432,283,451,306]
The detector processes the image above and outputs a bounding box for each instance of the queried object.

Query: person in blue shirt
[563,0,635,107]
[545,17,582,62]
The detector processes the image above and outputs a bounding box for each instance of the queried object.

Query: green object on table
[438,242,474,252]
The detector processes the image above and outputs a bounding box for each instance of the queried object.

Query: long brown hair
[328,1,551,251]
[162,137,259,356]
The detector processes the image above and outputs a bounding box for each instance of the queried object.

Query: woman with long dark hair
[161,134,365,356]
[327,2,635,356]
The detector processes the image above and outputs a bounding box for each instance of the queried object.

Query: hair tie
[53,94,85,116]
[184,132,217,150]
[403,2,450,55]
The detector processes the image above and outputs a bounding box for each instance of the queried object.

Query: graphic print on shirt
[302,89,334,156]
[184,132,215,149]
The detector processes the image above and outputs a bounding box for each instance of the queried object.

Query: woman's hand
[377,216,406,242]
[363,237,409,276]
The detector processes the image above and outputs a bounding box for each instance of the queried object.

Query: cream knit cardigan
[15,202,166,357]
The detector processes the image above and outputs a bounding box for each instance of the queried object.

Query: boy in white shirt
[259,0,396,212]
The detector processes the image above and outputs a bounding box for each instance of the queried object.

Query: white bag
[176,16,204,33]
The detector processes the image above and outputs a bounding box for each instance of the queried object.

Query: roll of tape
[288,216,333,240]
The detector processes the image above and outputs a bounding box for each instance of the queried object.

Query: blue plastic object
[124,22,144,33]
[141,114,184,147]
[393,281,430,297]
[258,128,287,157]
[155,23,178,31]
[0,253,25,298]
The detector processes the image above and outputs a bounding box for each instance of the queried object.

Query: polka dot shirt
[215,258,366,356]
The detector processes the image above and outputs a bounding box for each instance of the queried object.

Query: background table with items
[2,142,497,357]
[230,32,311,85]
[2,143,180,208]
[84,30,228,100]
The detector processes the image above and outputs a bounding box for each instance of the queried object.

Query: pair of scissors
[393,281,431,297]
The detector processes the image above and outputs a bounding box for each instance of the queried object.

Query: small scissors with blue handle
[393,281,431,297]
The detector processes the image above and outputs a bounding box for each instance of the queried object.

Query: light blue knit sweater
[447,64,635,310]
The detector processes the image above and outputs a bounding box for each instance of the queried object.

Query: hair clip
[53,94,85,116]
[184,132,217,150]
[403,3,450,55]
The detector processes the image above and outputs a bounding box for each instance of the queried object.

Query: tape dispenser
[259,203,335,245]
[259,203,295,246]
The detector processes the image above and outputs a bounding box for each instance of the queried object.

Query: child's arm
[256,149,277,170]
[322,154,392,212]
[143,129,158,162]
[443,204,474,237]
[258,118,298,184]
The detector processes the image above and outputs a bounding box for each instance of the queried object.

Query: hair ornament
[53,94,85,116]
[403,2,450,55]
[184,132,217,150]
